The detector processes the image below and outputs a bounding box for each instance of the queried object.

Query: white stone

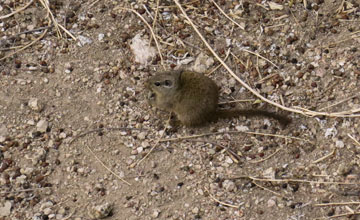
[130,33,156,65]
[28,98,40,111]
[0,201,11,217]
[36,119,48,133]
[235,125,249,132]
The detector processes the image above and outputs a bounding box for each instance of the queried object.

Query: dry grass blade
[0,29,48,61]
[348,134,360,147]
[241,48,279,69]
[233,176,360,185]
[160,130,312,143]
[312,148,336,164]
[204,187,242,208]
[38,0,76,40]
[38,0,62,38]
[314,202,360,207]
[319,93,360,111]
[0,0,34,20]
[134,127,166,167]
[209,0,245,30]
[85,144,131,186]
[249,147,283,164]
[252,181,287,199]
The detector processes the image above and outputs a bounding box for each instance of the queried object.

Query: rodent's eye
[164,80,172,87]
[154,82,161,86]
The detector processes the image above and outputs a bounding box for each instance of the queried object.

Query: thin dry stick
[0,187,52,195]
[235,176,360,185]
[230,52,247,68]
[116,6,164,67]
[314,202,360,207]
[85,144,131,185]
[135,127,166,167]
[249,147,283,164]
[174,0,360,118]
[208,48,231,75]
[152,0,160,30]
[348,134,360,147]
[38,0,62,38]
[160,130,311,143]
[204,187,241,208]
[312,148,336,164]
[187,139,241,162]
[0,29,48,61]
[319,93,360,111]
[69,127,143,145]
[252,181,287,199]
[335,0,346,13]
[209,0,245,30]
[328,212,360,219]
[256,72,280,84]
[218,99,254,105]
[0,0,34,20]
[38,0,76,40]
[88,0,101,9]
[240,48,279,69]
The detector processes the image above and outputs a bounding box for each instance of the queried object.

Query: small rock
[235,125,249,132]
[136,147,144,154]
[21,167,34,175]
[192,207,199,214]
[137,132,147,140]
[0,124,8,138]
[98,33,105,41]
[43,207,52,215]
[55,214,64,220]
[267,198,277,207]
[27,120,35,125]
[263,167,276,179]
[191,52,214,73]
[77,35,93,47]
[223,179,236,192]
[88,203,113,219]
[335,140,344,148]
[29,98,42,111]
[130,33,156,66]
[224,156,234,164]
[0,201,12,217]
[325,127,337,138]
[152,209,160,218]
[36,119,48,133]
[59,132,67,139]
[40,201,54,210]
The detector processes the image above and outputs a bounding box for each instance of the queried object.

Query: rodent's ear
[175,69,185,81]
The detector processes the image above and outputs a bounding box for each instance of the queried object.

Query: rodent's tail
[216,109,291,127]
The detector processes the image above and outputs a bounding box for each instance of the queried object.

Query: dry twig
[204,187,242,208]
[209,0,245,30]
[85,144,131,186]
[0,0,34,20]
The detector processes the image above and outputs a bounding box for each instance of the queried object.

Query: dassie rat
[146,70,291,127]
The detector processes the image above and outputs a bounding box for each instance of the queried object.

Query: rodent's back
[173,71,219,126]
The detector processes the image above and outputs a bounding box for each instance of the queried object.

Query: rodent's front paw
[147,90,156,105]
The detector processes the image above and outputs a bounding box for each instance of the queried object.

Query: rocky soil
[1,0,360,219]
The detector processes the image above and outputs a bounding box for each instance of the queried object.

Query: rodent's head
[145,70,183,110]
[146,70,181,94]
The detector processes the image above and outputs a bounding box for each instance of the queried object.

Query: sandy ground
[1,0,360,219]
